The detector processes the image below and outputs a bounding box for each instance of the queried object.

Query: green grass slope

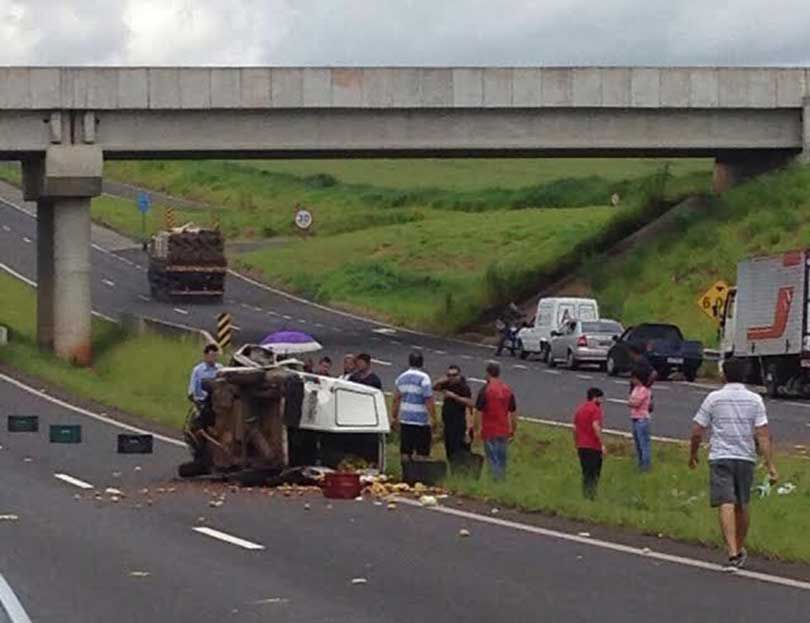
[580,165,810,346]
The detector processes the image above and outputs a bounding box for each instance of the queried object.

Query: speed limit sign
[294,208,313,231]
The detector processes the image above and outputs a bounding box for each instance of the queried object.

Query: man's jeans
[484,437,508,480]
[632,418,652,471]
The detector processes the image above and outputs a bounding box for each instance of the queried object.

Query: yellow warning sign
[697,280,730,321]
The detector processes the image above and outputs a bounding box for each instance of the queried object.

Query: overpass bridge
[1,66,808,363]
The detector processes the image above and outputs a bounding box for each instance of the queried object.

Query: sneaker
[721,554,743,573]
[737,548,748,569]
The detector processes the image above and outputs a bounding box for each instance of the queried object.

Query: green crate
[49,425,82,444]
[7,415,39,432]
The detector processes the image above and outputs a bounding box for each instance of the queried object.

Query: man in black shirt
[433,364,474,461]
[349,353,383,390]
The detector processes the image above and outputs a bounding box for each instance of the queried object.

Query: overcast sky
[1,0,809,66]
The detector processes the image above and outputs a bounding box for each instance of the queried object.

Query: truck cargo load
[147,224,227,300]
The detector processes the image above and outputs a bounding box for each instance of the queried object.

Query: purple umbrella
[260,330,322,355]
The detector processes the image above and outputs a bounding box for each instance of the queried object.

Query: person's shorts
[709,459,755,507]
[400,423,432,457]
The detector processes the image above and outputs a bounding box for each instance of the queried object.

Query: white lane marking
[192,527,265,551]
[544,369,562,375]
[102,278,116,288]
[680,381,720,390]
[173,307,189,315]
[315,322,324,328]
[460,354,473,360]
[371,359,392,367]
[394,499,810,592]
[239,302,251,309]
[228,269,491,351]
[412,344,424,351]
[607,398,628,405]
[577,374,593,380]
[784,401,810,410]
[0,372,184,447]
[370,336,381,342]
[2,225,10,232]
[282,314,292,320]
[54,473,94,490]
[231,325,242,331]
[613,380,627,386]
[250,305,262,312]
[267,310,280,317]
[21,236,31,244]
[655,385,671,391]
[0,574,33,623]
[332,327,343,332]
[0,263,117,324]
[137,294,151,302]
[468,377,486,384]
[297,319,308,324]
[372,327,397,335]
[520,416,681,444]
[433,349,447,355]
[512,364,529,370]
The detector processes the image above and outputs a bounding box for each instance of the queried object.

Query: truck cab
[517,297,599,361]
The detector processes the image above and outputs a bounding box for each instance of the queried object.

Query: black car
[605,323,703,382]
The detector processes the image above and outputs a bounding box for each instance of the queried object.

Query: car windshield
[631,324,683,342]
[582,321,622,334]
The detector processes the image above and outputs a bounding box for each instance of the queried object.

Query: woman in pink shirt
[628,373,652,471]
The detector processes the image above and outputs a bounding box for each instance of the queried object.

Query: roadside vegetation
[386,423,810,564]
[0,271,198,429]
[578,164,810,346]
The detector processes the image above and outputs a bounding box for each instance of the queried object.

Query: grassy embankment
[1,270,808,562]
[94,159,711,332]
[0,271,198,429]
[578,164,810,346]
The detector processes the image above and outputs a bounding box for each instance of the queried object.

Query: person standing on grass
[339,353,356,380]
[433,365,474,462]
[475,361,518,480]
[391,352,436,461]
[573,387,606,499]
[350,353,383,390]
[689,357,778,572]
[628,372,652,471]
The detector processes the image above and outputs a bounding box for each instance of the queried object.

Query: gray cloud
[0,0,808,66]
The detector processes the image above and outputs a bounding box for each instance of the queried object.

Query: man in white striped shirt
[689,357,778,572]
[392,352,437,460]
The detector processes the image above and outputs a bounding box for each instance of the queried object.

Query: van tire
[606,355,619,377]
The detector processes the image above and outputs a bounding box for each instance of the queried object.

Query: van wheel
[606,355,618,376]
[566,350,579,370]
[548,353,557,368]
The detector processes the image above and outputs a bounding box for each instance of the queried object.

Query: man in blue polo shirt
[392,352,436,460]
[187,344,222,424]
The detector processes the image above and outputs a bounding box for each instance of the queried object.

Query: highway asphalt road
[2,372,810,622]
[1,184,810,445]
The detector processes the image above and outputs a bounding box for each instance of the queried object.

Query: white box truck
[719,249,810,397]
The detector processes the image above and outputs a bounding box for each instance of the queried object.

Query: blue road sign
[137,191,152,214]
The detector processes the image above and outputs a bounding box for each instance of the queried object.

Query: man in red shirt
[573,387,605,499]
[474,361,517,481]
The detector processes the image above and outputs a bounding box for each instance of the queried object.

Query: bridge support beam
[712,150,794,193]
[23,146,102,365]
[801,97,810,164]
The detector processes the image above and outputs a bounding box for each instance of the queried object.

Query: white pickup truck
[517,297,599,361]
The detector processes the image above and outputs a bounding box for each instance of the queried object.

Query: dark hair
[409,352,424,368]
[356,353,372,364]
[319,356,332,365]
[448,364,461,373]
[587,387,604,401]
[722,357,747,384]
[204,344,219,355]
[486,361,501,378]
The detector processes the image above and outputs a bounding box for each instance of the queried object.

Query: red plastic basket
[323,472,362,499]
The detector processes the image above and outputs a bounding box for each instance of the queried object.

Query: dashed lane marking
[192,527,265,551]
[512,364,529,370]
[137,294,151,302]
[607,398,628,405]
[577,374,594,380]
[544,370,562,375]
[54,473,94,490]
[102,278,115,288]
[468,377,486,384]
[173,307,189,315]
[282,315,292,320]
[1,225,10,232]
[21,236,31,244]
[371,359,392,367]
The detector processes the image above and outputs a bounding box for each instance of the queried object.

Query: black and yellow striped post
[165,206,176,229]
[216,312,232,350]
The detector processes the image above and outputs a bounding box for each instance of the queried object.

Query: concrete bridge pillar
[712,150,794,194]
[801,97,810,164]
[23,146,102,365]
